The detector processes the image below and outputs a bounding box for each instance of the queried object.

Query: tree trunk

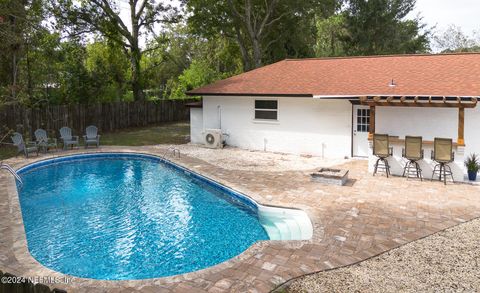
[130,47,144,101]
[252,38,263,68]
[26,41,33,99]
[129,1,144,101]
[234,26,252,71]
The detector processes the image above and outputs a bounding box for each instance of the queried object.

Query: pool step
[283,218,302,240]
[258,206,313,241]
[261,221,281,240]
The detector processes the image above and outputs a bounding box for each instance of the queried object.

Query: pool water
[17,154,269,280]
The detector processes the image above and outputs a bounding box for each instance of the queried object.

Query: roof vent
[389,79,397,88]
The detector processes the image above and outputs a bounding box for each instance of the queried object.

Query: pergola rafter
[360,95,479,146]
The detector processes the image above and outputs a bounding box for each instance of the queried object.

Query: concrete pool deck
[1,145,480,292]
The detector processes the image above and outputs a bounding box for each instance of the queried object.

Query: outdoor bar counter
[367,136,466,181]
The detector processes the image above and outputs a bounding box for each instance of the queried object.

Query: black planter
[468,170,478,181]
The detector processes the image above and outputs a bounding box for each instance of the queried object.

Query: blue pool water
[16,154,269,280]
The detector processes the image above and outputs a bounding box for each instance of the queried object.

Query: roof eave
[185,92,313,97]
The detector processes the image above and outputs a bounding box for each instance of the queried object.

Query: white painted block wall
[190,96,480,179]
[374,106,480,178]
[190,108,204,144]
[192,96,353,158]
[465,106,480,157]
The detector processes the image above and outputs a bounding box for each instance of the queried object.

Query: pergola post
[458,107,465,146]
[368,105,375,139]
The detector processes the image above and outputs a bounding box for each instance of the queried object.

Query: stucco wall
[192,96,353,158]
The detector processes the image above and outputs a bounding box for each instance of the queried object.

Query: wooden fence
[0,99,196,138]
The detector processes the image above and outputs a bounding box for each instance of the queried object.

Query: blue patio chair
[59,127,79,150]
[11,132,39,158]
[83,125,100,148]
[34,128,57,153]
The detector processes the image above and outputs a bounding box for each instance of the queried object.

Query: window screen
[255,100,278,120]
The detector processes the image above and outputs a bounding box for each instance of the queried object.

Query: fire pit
[311,168,349,186]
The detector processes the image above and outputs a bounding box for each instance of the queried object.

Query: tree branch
[135,0,148,19]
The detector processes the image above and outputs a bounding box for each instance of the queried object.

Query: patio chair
[11,132,39,158]
[83,125,100,148]
[34,128,58,153]
[59,127,79,150]
[373,134,393,177]
[402,136,424,180]
[431,137,454,185]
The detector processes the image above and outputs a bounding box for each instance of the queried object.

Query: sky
[409,0,480,35]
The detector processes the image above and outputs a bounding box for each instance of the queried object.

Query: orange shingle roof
[187,53,480,98]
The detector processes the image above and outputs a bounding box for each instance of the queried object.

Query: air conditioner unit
[204,129,223,149]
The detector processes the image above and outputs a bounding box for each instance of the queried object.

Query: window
[356,108,370,132]
[255,100,278,120]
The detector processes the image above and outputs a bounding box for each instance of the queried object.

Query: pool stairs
[257,205,313,240]
[0,162,23,186]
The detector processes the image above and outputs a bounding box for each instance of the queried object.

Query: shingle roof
[187,53,480,98]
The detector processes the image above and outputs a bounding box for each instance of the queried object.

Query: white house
[186,53,480,181]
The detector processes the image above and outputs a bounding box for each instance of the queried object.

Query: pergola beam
[360,95,478,108]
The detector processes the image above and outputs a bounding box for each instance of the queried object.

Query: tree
[186,0,253,71]
[85,41,130,101]
[187,0,340,71]
[167,59,224,99]
[0,0,51,104]
[143,23,242,99]
[433,25,480,53]
[342,0,430,55]
[53,0,180,101]
[314,14,348,57]
[226,0,285,69]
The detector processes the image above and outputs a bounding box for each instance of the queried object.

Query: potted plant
[465,153,480,181]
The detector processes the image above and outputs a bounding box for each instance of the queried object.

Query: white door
[353,105,370,157]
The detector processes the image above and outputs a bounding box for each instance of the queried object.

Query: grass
[0,121,190,161]
[100,122,189,146]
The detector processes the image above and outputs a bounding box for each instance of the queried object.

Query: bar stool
[373,134,393,177]
[402,136,424,180]
[431,137,455,185]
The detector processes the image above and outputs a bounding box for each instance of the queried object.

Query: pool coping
[1,149,312,291]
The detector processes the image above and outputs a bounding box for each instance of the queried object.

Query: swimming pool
[16,153,270,280]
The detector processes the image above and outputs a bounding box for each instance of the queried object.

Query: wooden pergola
[360,95,479,146]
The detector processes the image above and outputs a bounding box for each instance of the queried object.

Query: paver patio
[1,146,480,292]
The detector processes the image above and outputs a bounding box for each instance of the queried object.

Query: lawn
[0,121,190,160]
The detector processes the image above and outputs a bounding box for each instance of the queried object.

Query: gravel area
[285,218,480,293]
[157,144,349,172]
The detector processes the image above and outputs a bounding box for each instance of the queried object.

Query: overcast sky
[410,0,479,34]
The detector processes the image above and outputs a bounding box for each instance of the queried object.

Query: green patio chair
[11,132,39,158]
[34,128,58,153]
[431,137,454,185]
[402,136,424,180]
[83,125,100,148]
[59,127,79,150]
[373,134,393,177]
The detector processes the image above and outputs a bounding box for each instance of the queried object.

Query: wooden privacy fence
[0,99,196,138]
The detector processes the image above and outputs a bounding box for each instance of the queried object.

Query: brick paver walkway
[1,146,480,292]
